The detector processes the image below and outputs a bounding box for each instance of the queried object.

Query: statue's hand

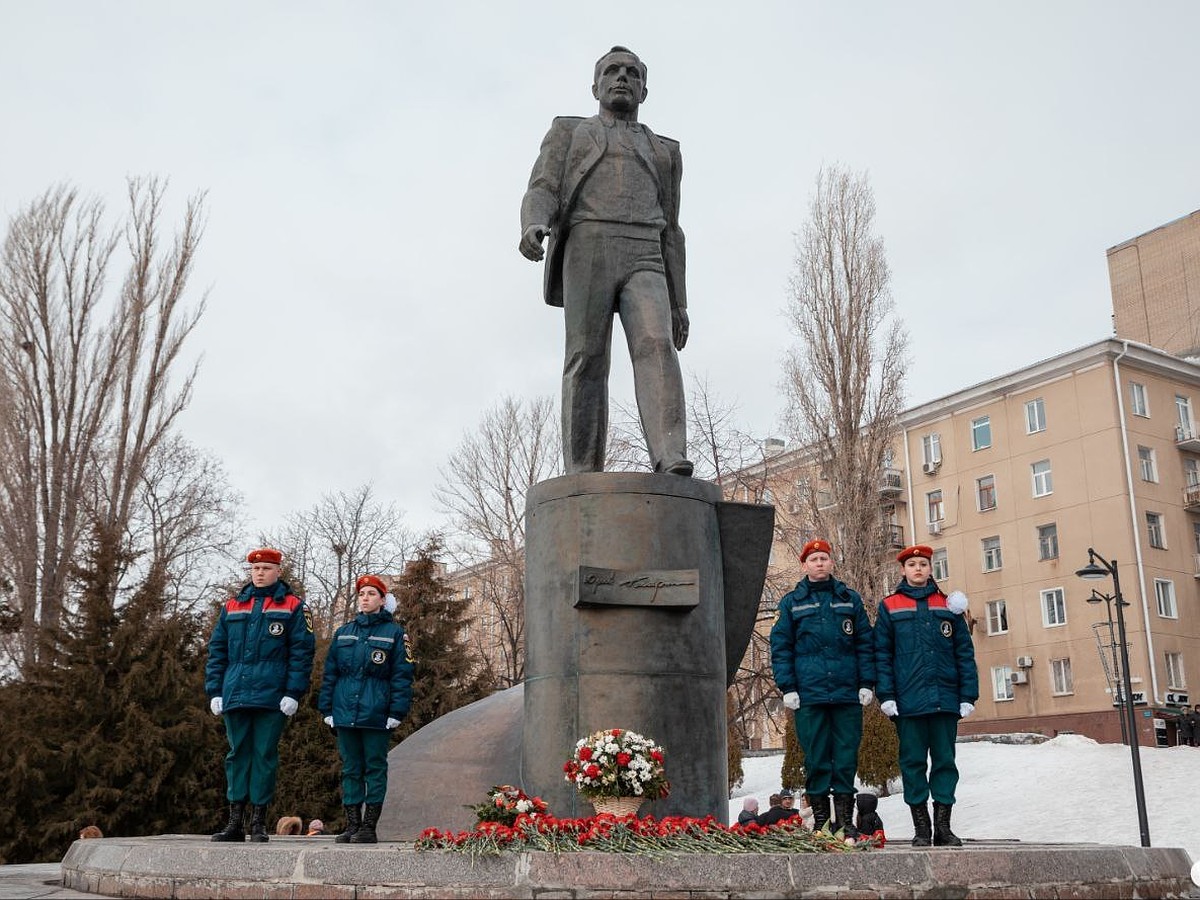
[672,308,689,350]
[519,225,548,261]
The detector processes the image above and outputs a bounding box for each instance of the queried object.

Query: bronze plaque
[574,566,699,609]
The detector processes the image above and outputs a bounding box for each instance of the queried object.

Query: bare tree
[262,484,416,639]
[781,164,908,611]
[0,179,207,671]
[435,395,561,688]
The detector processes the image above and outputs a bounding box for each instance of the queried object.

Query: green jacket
[318,610,414,730]
[770,577,875,705]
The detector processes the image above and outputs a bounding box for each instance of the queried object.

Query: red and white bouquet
[563,728,669,801]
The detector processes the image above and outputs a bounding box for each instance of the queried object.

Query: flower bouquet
[563,728,669,814]
[466,785,548,827]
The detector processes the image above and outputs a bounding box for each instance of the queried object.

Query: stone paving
[53,834,1196,899]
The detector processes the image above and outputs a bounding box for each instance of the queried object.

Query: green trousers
[794,703,862,796]
[223,708,288,805]
[895,712,960,806]
[336,727,392,805]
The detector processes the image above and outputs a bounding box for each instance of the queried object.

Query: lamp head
[1076,549,1108,580]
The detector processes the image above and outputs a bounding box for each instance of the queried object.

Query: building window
[985,598,1008,635]
[1130,381,1149,417]
[971,416,992,451]
[1025,398,1046,434]
[1041,587,1067,627]
[992,666,1014,702]
[982,536,1002,572]
[922,433,941,467]
[1137,446,1158,482]
[1146,512,1166,549]
[932,548,949,581]
[1165,652,1186,689]
[926,490,944,524]
[1037,523,1059,560]
[976,474,997,511]
[1187,458,1200,488]
[1154,578,1178,618]
[1177,395,1194,440]
[1050,658,1074,695]
[1032,459,1053,497]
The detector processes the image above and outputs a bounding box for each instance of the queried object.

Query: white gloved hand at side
[782,692,801,710]
[880,700,898,718]
[859,688,875,707]
[210,697,223,716]
[959,702,975,718]
[324,716,334,728]
[386,717,401,729]
[279,696,299,717]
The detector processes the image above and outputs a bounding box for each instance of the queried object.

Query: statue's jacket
[521,115,687,312]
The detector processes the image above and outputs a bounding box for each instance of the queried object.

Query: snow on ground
[729,735,1199,865]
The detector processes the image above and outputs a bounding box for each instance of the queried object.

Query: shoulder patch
[303,609,314,633]
[403,632,415,664]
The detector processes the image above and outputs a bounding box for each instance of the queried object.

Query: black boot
[211,801,246,842]
[910,802,932,847]
[933,801,962,847]
[248,804,269,843]
[832,794,859,839]
[335,804,362,844]
[350,803,382,843]
[806,794,830,832]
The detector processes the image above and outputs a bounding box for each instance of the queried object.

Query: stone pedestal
[523,472,737,821]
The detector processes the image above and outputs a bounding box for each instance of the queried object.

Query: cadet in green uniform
[319,574,414,844]
[206,548,316,843]
[770,539,875,834]
[874,545,978,847]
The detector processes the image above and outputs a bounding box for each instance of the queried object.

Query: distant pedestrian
[736,797,759,825]
[1178,709,1194,747]
[1184,705,1200,747]
[756,792,800,827]
[78,825,103,840]
[306,818,327,836]
[206,548,316,844]
[275,816,302,836]
[319,575,414,844]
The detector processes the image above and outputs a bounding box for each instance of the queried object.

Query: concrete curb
[61,835,1196,899]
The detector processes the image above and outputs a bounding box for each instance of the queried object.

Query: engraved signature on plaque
[575,566,699,608]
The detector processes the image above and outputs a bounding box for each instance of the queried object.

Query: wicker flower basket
[590,795,644,817]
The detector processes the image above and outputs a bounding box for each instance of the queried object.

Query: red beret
[800,539,833,562]
[897,545,933,564]
[246,548,283,565]
[356,574,388,596]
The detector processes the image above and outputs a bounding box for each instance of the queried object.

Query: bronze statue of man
[519,46,692,477]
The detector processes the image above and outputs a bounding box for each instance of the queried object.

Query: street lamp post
[1075,548,1151,847]
[1087,588,1130,747]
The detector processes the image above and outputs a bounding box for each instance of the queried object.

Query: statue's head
[592,46,648,115]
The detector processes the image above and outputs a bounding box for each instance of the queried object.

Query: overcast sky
[3,2,1199,540]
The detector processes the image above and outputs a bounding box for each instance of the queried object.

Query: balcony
[879,467,904,497]
[1175,424,1200,452]
[1185,484,1200,511]
[886,524,905,549]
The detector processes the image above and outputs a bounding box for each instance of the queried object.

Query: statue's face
[592,51,647,114]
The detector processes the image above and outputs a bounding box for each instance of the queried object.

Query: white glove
[386,717,401,729]
[209,697,223,716]
[959,702,975,718]
[324,716,334,728]
[880,700,898,718]
[782,692,800,710]
[279,696,299,717]
[859,688,874,707]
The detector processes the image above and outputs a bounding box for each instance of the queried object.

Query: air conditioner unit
[1010,671,1029,685]
[922,460,941,475]
[1016,655,1034,669]
[1165,691,1189,705]
[927,520,942,535]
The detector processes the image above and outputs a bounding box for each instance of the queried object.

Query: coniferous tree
[0,526,225,863]
[856,703,900,795]
[780,714,807,793]
[727,691,744,795]
[391,538,491,741]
